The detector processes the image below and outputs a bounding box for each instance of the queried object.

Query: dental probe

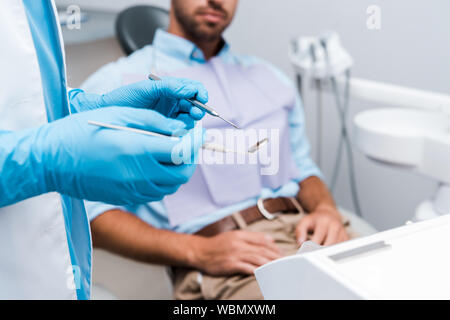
[202,138,268,155]
[87,120,180,140]
[88,121,267,154]
[148,74,240,129]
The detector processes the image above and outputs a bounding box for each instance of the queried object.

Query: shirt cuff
[294,161,324,183]
[84,200,124,221]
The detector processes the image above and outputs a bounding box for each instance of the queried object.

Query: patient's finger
[323,224,340,246]
[240,231,274,244]
[311,222,327,245]
[265,248,283,261]
[251,246,283,262]
[243,253,275,268]
[295,217,315,245]
[339,229,350,242]
[240,232,281,255]
[233,262,258,275]
[242,245,280,266]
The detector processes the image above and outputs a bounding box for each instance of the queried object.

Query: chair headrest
[115,5,169,55]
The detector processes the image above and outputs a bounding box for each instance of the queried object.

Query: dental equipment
[352,83,450,222]
[203,138,268,155]
[87,120,179,140]
[88,121,267,154]
[148,74,240,129]
[290,32,363,217]
[256,213,450,299]
[292,32,450,221]
[247,138,269,154]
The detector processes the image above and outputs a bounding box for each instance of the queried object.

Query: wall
[62,0,450,231]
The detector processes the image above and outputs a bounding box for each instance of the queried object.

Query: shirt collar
[153,28,231,63]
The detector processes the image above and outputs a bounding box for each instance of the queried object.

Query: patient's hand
[295,204,350,246]
[189,231,282,276]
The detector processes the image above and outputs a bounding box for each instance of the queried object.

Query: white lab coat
[0,0,89,299]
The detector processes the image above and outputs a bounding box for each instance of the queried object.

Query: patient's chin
[190,23,226,42]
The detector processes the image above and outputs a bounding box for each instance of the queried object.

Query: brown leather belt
[195,197,303,237]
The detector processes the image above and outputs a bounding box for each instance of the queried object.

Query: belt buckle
[257,198,278,220]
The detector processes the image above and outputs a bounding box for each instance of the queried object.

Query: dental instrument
[88,121,267,154]
[88,120,180,140]
[148,74,240,129]
[206,138,269,155]
[248,138,269,154]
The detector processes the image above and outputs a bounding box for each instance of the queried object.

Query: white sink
[354,108,450,168]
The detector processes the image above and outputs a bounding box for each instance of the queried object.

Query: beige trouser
[172,212,358,300]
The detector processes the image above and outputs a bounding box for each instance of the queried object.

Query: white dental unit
[255,213,450,299]
[255,33,450,300]
[353,82,450,221]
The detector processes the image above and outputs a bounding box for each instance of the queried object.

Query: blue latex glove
[0,107,204,207]
[69,77,208,122]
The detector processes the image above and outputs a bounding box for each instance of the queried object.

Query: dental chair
[91,5,377,300]
[115,5,169,56]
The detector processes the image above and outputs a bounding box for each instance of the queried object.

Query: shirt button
[192,50,203,60]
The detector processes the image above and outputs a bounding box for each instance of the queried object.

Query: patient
[83,0,355,300]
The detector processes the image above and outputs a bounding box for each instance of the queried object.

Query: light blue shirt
[83,29,322,234]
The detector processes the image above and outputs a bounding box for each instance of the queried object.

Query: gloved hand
[0,107,205,207]
[69,77,208,121]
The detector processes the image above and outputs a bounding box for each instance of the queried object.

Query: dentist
[0,0,207,299]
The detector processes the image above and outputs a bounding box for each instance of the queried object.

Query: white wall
[62,0,450,231]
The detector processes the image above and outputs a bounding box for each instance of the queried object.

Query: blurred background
[54,0,450,299]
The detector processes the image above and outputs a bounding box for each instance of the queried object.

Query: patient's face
[172,0,238,41]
